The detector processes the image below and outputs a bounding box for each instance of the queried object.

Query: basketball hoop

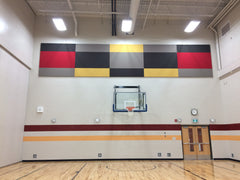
[126,106,135,116]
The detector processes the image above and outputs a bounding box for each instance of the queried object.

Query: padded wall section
[39,44,213,78]
[39,43,76,77]
[75,44,110,77]
[109,44,144,77]
[177,45,213,77]
[144,45,178,77]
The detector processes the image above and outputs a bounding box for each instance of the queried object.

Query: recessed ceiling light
[184,20,200,33]
[52,18,67,31]
[121,19,132,33]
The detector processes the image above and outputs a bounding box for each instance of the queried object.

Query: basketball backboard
[113,86,147,112]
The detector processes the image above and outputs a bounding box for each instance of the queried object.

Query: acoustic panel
[39,68,74,77]
[76,44,109,52]
[39,43,213,78]
[177,52,212,69]
[110,69,144,77]
[144,45,177,52]
[110,44,143,52]
[75,52,109,68]
[39,51,76,68]
[41,43,75,52]
[178,69,213,77]
[144,69,179,77]
[75,68,109,77]
[144,53,178,68]
[110,53,143,68]
[177,45,210,52]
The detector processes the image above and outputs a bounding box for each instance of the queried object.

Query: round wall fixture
[209,118,216,123]
[51,118,56,123]
[95,118,100,123]
[191,108,198,116]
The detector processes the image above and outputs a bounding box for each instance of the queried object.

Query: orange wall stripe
[23,135,181,142]
[211,135,240,141]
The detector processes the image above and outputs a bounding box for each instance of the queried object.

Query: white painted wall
[0,0,34,68]
[216,2,240,160]
[26,16,222,126]
[23,16,223,160]
[217,3,240,77]
[0,0,34,167]
[0,49,29,167]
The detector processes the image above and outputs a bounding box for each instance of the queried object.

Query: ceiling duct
[128,0,140,34]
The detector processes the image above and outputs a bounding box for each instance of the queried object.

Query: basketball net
[126,106,135,117]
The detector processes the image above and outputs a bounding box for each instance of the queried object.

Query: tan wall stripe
[211,135,240,141]
[23,135,181,142]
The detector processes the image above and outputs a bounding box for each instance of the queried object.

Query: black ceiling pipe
[111,0,117,36]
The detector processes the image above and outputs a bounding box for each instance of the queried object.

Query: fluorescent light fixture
[0,19,6,33]
[52,18,67,31]
[184,20,200,33]
[121,19,132,33]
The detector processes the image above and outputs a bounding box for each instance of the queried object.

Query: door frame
[181,125,213,160]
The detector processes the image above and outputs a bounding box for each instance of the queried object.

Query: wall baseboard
[213,158,240,162]
[22,158,184,162]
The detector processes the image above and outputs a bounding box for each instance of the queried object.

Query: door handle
[199,143,202,151]
[198,143,209,145]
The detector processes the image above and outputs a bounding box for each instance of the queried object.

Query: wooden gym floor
[0,160,240,180]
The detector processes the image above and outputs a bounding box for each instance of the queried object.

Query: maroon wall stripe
[24,124,181,132]
[209,123,240,131]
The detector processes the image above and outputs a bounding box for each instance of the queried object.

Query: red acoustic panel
[39,51,75,68]
[177,52,212,69]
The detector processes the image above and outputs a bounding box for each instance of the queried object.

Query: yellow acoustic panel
[144,69,179,77]
[75,68,109,77]
[23,135,181,141]
[110,44,143,52]
[211,135,240,141]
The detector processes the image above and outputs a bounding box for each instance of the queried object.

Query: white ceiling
[26,0,230,31]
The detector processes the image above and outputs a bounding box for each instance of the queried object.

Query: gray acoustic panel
[179,69,213,77]
[144,45,177,52]
[110,52,143,68]
[39,68,74,77]
[76,44,109,52]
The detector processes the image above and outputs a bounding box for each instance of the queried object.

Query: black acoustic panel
[144,53,178,68]
[177,45,210,52]
[75,52,109,68]
[110,69,144,77]
[40,43,76,52]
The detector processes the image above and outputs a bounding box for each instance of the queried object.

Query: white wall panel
[0,49,29,167]
[0,0,34,67]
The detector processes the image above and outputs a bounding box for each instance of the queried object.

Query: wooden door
[182,126,211,160]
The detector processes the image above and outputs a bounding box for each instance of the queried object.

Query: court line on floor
[169,162,207,180]
[16,164,48,180]
[71,163,87,180]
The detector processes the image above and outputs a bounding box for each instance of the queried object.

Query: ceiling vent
[221,22,230,36]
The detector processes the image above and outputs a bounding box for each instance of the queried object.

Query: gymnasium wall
[0,0,34,167]
[216,2,240,161]
[22,15,223,160]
